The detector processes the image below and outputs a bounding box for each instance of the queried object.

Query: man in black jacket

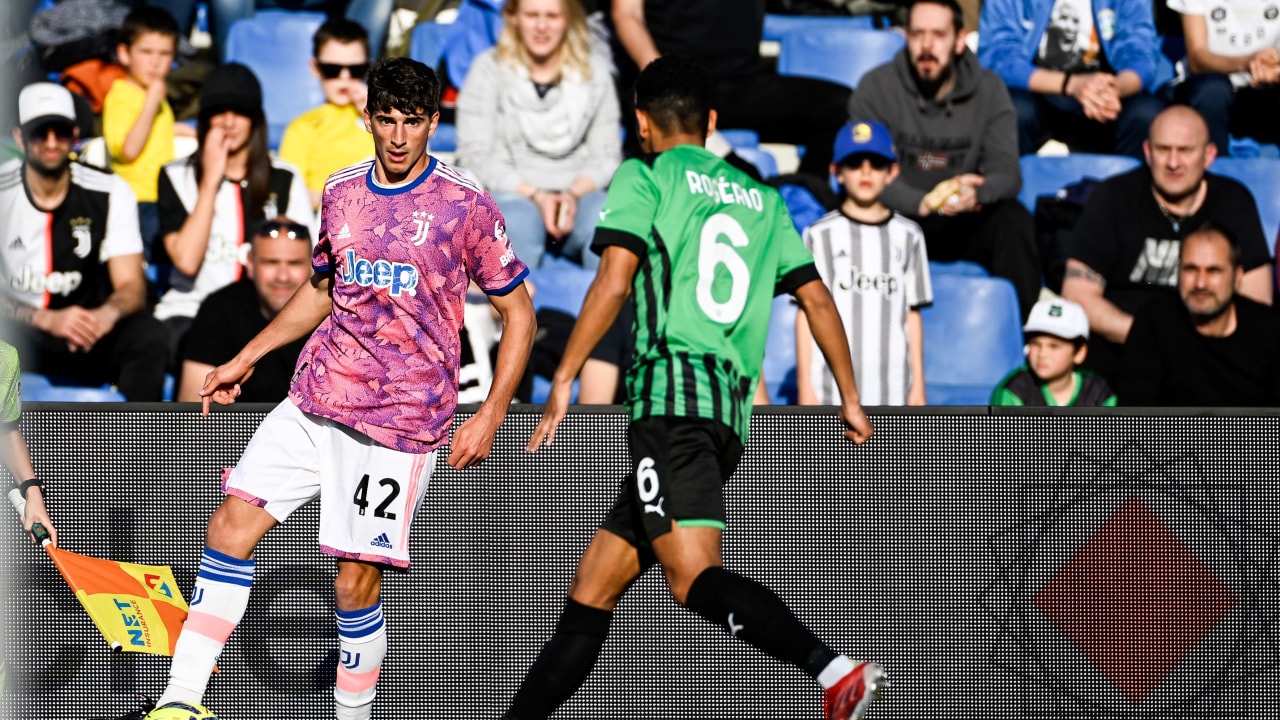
[849,0,1040,319]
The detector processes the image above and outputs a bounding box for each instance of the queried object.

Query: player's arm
[527,245,638,450]
[794,306,819,405]
[907,308,926,406]
[1061,258,1133,344]
[201,272,332,413]
[447,282,536,469]
[793,278,873,443]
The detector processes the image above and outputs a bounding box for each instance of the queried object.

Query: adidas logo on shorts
[370,533,393,549]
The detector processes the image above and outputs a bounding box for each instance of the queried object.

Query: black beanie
[199,62,263,120]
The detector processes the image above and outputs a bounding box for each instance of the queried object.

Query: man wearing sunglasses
[280,19,376,209]
[0,82,168,400]
[174,218,314,403]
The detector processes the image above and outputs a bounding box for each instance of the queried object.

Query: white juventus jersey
[802,210,932,406]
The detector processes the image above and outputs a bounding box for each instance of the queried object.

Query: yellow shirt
[102,78,175,202]
[279,102,373,202]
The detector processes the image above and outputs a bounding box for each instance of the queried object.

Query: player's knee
[334,564,382,610]
[663,563,709,606]
[205,498,270,558]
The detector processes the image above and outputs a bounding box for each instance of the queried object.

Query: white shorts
[225,400,437,570]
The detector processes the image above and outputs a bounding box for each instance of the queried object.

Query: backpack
[1033,177,1101,293]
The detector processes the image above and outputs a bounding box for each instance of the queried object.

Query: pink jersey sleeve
[464,192,528,295]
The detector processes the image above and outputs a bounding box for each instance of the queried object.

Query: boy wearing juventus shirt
[146,58,536,720]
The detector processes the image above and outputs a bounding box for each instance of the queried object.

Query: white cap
[18,82,75,133]
[1024,298,1089,342]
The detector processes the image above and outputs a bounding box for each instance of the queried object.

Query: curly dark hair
[366,57,441,119]
[634,55,713,137]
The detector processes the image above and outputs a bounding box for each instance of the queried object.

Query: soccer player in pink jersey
[143,57,536,720]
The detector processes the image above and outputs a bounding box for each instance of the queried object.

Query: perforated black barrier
[2,404,1279,719]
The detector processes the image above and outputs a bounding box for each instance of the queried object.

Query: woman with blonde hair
[457,0,621,270]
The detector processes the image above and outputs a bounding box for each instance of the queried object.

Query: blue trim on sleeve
[483,266,530,296]
[364,156,437,196]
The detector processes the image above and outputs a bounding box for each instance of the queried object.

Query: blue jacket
[978,0,1159,91]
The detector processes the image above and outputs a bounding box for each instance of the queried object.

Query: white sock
[157,547,254,706]
[818,655,857,690]
[334,601,387,720]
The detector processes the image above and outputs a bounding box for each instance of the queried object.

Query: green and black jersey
[1,341,21,429]
[592,145,819,442]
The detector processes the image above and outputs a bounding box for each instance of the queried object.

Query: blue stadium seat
[224,10,327,150]
[930,261,988,277]
[719,129,760,149]
[22,379,127,402]
[408,21,449,68]
[778,183,828,233]
[777,27,905,90]
[762,295,798,404]
[763,13,875,41]
[919,275,1023,405]
[528,255,594,315]
[736,147,779,179]
[432,122,457,153]
[1017,154,1141,212]
[1208,157,1280,250]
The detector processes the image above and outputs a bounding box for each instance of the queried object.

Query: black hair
[313,18,369,58]
[634,55,714,136]
[908,0,965,33]
[191,110,272,223]
[1183,221,1242,268]
[366,57,440,118]
[119,6,181,47]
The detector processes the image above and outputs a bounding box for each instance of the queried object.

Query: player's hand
[22,488,56,547]
[526,378,572,452]
[841,402,874,444]
[200,358,255,415]
[447,408,502,469]
[35,306,100,352]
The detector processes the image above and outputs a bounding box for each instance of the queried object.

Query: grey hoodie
[848,47,1021,215]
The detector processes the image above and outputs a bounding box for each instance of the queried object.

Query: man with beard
[175,217,313,402]
[0,82,167,400]
[848,0,1041,320]
[1118,223,1280,405]
[979,0,1165,158]
[1063,105,1273,382]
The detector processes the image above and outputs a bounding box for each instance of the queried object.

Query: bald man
[1062,105,1273,382]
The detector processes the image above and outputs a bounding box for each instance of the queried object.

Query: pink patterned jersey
[290,157,529,452]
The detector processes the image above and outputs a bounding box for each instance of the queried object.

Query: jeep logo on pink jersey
[339,249,419,297]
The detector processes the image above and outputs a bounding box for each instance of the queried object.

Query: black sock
[505,598,613,720]
[684,566,838,678]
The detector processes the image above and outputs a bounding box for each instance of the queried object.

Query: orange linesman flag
[45,545,189,655]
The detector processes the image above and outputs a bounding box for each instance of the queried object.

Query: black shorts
[599,416,744,552]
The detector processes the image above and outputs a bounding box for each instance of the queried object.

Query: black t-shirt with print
[1072,166,1270,315]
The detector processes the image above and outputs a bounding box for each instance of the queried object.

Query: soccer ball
[144,702,218,720]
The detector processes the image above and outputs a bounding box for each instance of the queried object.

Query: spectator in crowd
[280,18,374,209]
[978,0,1165,158]
[991,298,1117,406]
[154,62,314,361]
[0,83,168,401]
[103,7,195,261]
[148,0,396,61]
[176,217,312,403]
[849,0,1041,320]
[1,340,57,546]
[1166,0,1280,154]
[797,120,932,407]
[456,0,620,270]
[1119,222,1280,405]
[1062,105,1272,381]
[612,0,850,177]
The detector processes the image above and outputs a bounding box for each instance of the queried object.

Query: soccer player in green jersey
[509,56,884,720]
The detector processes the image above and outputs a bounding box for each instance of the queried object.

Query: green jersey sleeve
[770,196,819,295]
[0,342,21,427]
[592,158,659,258]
